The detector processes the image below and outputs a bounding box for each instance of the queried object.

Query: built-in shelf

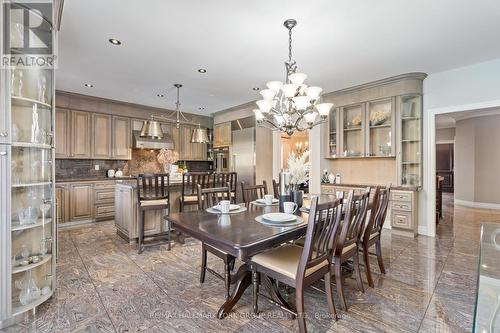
[329,131,337,134]
[12,255,51,274]
[401,116,420,121]
[343,127,362,132]
[401,139,420,143]
[12,291,53,317]
[402,161,420,165]
[12,182,52,188]
[12,142,52,149]
[11,96,52,109]
[12,219,52,232]
[369,124,391,129]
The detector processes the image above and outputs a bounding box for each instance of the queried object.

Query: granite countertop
[56,176,137,183]
[320,182,420,191]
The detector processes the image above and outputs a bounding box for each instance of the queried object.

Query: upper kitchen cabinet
[71,111,92,158]
[179,125,207,160]
[397,94,422,187]
[328,108,339,158]
[366,98,395,157]
[340,104,365,157]
[213,122,231,148]
[111,116,131,160]
[55,109,70,158]
[91,113,112,159]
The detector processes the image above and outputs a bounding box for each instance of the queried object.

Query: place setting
[206,200,247,214]
[251,194,279,206]
[255,201,304,227]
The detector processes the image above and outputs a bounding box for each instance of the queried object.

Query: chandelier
[140,84,209,143]
[254,19,333,136]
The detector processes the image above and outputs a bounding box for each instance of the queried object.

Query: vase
[291,190,304,208]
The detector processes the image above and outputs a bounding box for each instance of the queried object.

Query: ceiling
[436,108,500,128]
[56,0,500,116]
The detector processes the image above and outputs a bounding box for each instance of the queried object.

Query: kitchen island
[114,179,184,243]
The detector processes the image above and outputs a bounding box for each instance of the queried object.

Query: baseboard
[455,199,500,210]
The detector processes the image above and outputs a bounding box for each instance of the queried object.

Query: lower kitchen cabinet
[56,181,116,226]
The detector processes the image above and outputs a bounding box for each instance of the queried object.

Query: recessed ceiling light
[198,107,205,110]
[198,68,207,73]
[84,83,94,88]
[108,38,121,45]
[252,87,260,91]
[157,94,165,97]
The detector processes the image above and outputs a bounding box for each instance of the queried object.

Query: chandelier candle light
[254,19,333,136]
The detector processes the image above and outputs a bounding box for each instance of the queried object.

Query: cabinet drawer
[95,204,115,218]
[95,190,115,203]
[391,191,412,202]
[94,182,116,190]
[392,211,412,229]
[391,201,412,212]
[321,186,336,195]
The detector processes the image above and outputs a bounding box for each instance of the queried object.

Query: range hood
[132,130,174,150]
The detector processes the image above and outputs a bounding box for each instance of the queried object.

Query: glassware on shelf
[17,207,40,225]
[30,104,42,144]
[19,271,41,306]
[11,69,24,97]
[37,76,47,104]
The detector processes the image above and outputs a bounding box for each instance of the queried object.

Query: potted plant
[287,150,310,207]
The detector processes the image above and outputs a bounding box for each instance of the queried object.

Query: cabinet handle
[0,132,7,137]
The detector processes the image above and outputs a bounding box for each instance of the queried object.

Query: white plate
[212,204,240,211]
[256,198,279,204]
[262,213,297,223]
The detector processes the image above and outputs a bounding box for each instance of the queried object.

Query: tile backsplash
[56,159,127,179]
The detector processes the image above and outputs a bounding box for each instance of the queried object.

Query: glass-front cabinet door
[0,2,56,328]
[328,108,338,158]
[398,95,422,187]
[341,104,364,157]
[366,98,395,157]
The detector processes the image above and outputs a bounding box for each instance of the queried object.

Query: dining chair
[360,185,391,288]
[197,184,236,299]
[332,188,370,311]
[272,179,280,199]
[213,172,238,203]
[241,181,268,204]
[136,173,170,254]
[250,196,343,333]
[179,172,213,212]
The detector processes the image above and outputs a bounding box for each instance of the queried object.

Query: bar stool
[137,173,170,254]
[179,172,212,212]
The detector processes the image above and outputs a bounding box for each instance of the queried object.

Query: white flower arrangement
[288,150,311,186]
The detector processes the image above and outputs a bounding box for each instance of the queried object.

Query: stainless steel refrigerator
[229,117,256,202]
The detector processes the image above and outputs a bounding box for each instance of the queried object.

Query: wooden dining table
[165,195,339,318]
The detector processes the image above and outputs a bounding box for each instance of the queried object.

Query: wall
[455,115,500,206]
[423,58,500,235]
[436,128,455,142]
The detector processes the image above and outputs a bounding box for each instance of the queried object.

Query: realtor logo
[2,0,56,68]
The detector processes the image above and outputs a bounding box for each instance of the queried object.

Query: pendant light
[140,118,163,138]
[191,123,209,143]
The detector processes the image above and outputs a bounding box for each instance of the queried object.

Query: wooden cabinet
[71,111,92,158]
[213,122,231,148]
[91,113,112,158]
[178,125,207,160]
[94,182,115,220]
[112,116,131,159]
[55,109,70,158]
[390,189,418,237]
[68,183,94,221]
[330,98,395,158]
[55,184,69,224]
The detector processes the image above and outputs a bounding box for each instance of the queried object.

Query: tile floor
[4,193,500,332]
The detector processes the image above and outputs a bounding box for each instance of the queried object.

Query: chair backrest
[272,179,280,199]
[363,185,391,241]
[297,196,343,280]
[335,188,370,256]
[181,172,213,198]
[197,184,231,209]
[213,172,237,194]
[241,181,268,203]
[137,173,170,201]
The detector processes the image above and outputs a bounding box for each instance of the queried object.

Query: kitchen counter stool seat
[137,173,171,254]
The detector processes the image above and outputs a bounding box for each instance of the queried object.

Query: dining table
[165,194,339,319]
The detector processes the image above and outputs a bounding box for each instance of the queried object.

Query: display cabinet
[340,104,365,157]
[397,94,422,187]
[366,98,395,157]
[0,3,57,329]
[328,108,338,158]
